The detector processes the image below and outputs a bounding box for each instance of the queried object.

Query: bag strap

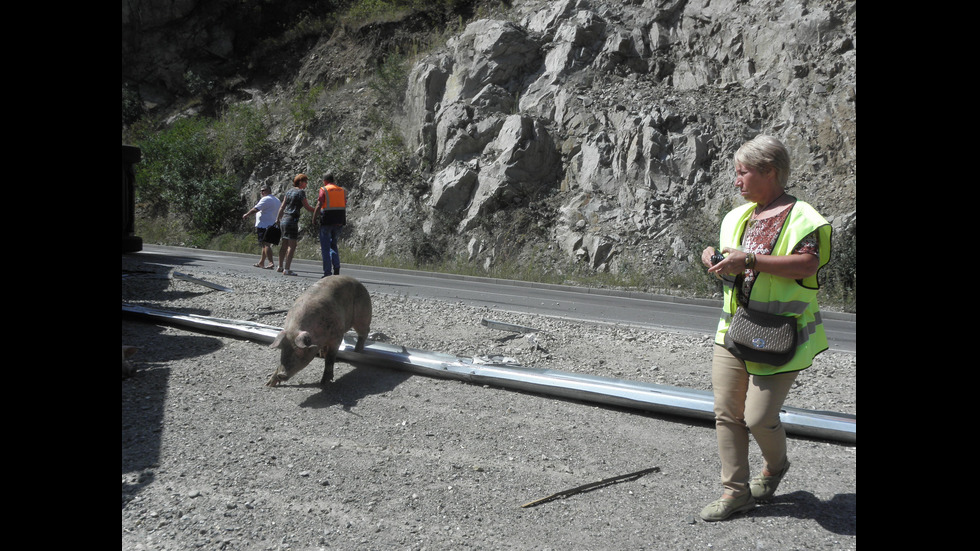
[735,197,797,311]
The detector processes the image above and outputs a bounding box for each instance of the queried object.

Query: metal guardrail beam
[122,304,855,444]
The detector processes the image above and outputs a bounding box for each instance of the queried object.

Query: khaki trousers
[710,345,798,497]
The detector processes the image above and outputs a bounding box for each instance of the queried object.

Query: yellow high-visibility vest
[715,200,833,375]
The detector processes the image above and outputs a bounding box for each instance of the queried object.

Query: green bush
[370,52,410,109]
[289,82,325,132]
[344,0,420,22]
[213,103,274,176]
[188,175,243,233]
[341,0,473,30]
[135,117,215,216]
[133,115,246,234]
[369,129,417,185]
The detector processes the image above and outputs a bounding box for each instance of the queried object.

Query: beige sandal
[700,493,755,522]
[750,460,791,500]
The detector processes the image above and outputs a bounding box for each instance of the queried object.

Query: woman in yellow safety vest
[697,135,832,522]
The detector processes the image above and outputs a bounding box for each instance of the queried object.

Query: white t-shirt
[254,195,282,228]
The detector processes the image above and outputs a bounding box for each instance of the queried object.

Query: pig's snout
[265,331,321,387]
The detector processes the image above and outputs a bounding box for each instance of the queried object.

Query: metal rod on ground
[481,318,547,334]
[122,304,280,342]
[521,466,661,508]
[121,304,856,444]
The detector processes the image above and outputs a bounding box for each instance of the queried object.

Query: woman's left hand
[707,247,748,276]
[701,247,718,268]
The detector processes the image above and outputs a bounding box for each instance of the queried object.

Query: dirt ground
[122,251,856,550]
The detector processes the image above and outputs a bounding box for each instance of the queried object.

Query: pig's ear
[271,330,286,349]
[295,331,316,348]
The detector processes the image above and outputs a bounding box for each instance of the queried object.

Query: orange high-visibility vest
[320,184,346,210]
[319,184,347,225]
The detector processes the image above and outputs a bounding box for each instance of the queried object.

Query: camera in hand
[710,251,726,265]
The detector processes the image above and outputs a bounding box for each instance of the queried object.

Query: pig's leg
[266,372,284,387]
[320,349,337,385]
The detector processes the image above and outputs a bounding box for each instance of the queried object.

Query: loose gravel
[122,252,856,550]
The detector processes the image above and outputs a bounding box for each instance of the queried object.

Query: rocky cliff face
[394,0,855,277]
[124,0,856,290]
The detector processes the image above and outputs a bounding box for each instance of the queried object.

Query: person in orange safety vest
[315,173,347,277]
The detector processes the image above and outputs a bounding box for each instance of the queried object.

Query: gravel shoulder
[122,252,856,550]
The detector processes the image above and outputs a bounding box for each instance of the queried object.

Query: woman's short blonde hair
[293,173,309,185]
[734,135,791,188]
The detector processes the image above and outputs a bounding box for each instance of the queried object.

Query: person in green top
[275,173,316,276]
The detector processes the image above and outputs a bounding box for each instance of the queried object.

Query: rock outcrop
[392,0,855,275]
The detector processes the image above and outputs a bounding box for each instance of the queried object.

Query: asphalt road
[131,244,856,354]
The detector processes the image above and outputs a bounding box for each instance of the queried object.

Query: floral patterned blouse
[738,203,820,302]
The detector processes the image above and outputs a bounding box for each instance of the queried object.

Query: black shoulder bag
[263,223,282,246]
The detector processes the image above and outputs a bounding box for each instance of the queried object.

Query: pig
[265,275,372,387]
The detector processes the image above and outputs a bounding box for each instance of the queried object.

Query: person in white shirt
[243,183,282,269]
